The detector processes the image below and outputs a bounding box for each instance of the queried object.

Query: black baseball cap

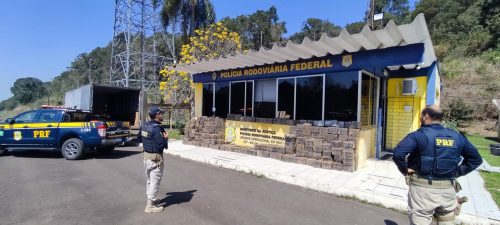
[148,106,165,116]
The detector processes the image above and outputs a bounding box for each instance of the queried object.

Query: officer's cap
[148,106,165,117]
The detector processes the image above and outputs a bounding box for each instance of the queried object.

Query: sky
[0,0,417,102]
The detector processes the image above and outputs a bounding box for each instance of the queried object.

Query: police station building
[177,14,440,172]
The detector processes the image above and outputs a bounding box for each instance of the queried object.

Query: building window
[245,81,254,117]
[215,82,229,118]
[202,83,214,116]
[296,76,323,120]
[230,82,245,115]
[325,72,358,121]
[277,78,294,119]
[230,81,254,117]
[361,73,379,126]
[254,79,276,118]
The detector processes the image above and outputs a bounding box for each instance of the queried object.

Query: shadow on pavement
[384,219,400,225]
[8,150,63,159]
[160,190,197,208]
[2,149,141,160]
[89,149,142,159]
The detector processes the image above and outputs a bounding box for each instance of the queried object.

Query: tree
[221,6,287,50]
[158,22,242,116]
[366,0,411,28]
[160,0,216,43]
[412,0,496,57]
[345,21,367,34]
[10,77,47,104]
[289,18,342,42]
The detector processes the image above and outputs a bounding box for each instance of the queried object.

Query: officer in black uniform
[393,105,482,225]
[138,106,168,213]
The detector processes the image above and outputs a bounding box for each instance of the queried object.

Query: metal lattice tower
[109,0,175,102]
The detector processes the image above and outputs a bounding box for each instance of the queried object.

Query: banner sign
[225,120,290,147]
[193,43,424,83]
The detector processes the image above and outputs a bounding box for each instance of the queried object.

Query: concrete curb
[165,142,499,225]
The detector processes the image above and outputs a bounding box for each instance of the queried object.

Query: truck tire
[97,146,115,153]
[61,138,85,160]
[0,148,6,156]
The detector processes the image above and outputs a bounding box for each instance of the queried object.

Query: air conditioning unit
[402,79,417,95]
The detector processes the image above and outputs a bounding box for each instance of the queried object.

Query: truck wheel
[61,138,84,160]
[0,148,6,156]
[97,146,115,153]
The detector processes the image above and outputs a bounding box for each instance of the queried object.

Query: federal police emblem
[13,131,22,141]
[212,72,217,81]
[342,55,353,67]
[225,125,236,142]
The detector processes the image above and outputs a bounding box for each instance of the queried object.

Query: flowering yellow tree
[159,22,242,115]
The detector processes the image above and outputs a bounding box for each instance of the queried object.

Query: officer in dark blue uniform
[393,105,482,225]
[138,106,169,213]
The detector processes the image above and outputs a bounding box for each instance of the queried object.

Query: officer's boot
[145,200,164,213]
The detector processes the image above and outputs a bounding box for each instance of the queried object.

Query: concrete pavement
[0,147,408,225]
[167,140,500,225]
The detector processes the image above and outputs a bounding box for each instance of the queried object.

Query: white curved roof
[173,13,435,74]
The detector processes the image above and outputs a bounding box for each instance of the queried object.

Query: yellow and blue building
[174,14,440,170]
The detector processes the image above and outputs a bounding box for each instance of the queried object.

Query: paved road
[0,147,408,225]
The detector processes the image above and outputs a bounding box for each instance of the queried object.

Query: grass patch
[166,129,183,140]
[466,134,500,167]
[480,171,500,207]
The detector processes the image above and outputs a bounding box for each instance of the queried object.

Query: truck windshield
[63,112,94,122]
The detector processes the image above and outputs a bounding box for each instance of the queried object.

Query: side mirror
[5,118,14,124]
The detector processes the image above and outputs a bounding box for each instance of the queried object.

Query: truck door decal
[13,131,22,141]
[33,130,51,138]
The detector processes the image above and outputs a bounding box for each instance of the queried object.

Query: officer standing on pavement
[139,106,169,213]
[393,105,482,225]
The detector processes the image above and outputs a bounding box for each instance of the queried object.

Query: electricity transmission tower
[109,0,175,122]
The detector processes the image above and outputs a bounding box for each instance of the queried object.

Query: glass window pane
[296,76,323,120]
[202,84,213,116]
[325,72,358,121]
[14,111,38,123]
[36,111,58,122]
[215,82,229,118]
[230,82,245,115]
[361,74,378,126]
[278,78,295,119]
[245,81,253,117]
[254,79,276,118]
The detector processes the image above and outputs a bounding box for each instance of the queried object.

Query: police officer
[139,106,169,213]
[393,105,482,225]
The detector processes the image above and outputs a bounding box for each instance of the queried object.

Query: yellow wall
[194,83,203,118]
[356,127,376,170]
[386,76,427,149]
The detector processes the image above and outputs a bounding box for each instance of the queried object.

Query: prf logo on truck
[34,130,51,138]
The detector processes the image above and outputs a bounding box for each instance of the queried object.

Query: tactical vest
[141,121,162,154]
[417,126,462,180]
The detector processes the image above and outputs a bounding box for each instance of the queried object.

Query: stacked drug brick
[183,117,361,172]
[290,123,359,172]
[183,116,225,149]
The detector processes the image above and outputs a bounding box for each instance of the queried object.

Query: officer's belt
[409,174,454,189]
[144,152,163,161]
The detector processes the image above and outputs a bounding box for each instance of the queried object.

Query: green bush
[444,98,473,127]
[442,119,459,131]
[0,97,19,111]
[172,112,188,134]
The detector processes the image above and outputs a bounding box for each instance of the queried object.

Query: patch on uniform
[435,138,456,148]
[13,131,22,141]
[0,130,3,136]
[141,131,149,138]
